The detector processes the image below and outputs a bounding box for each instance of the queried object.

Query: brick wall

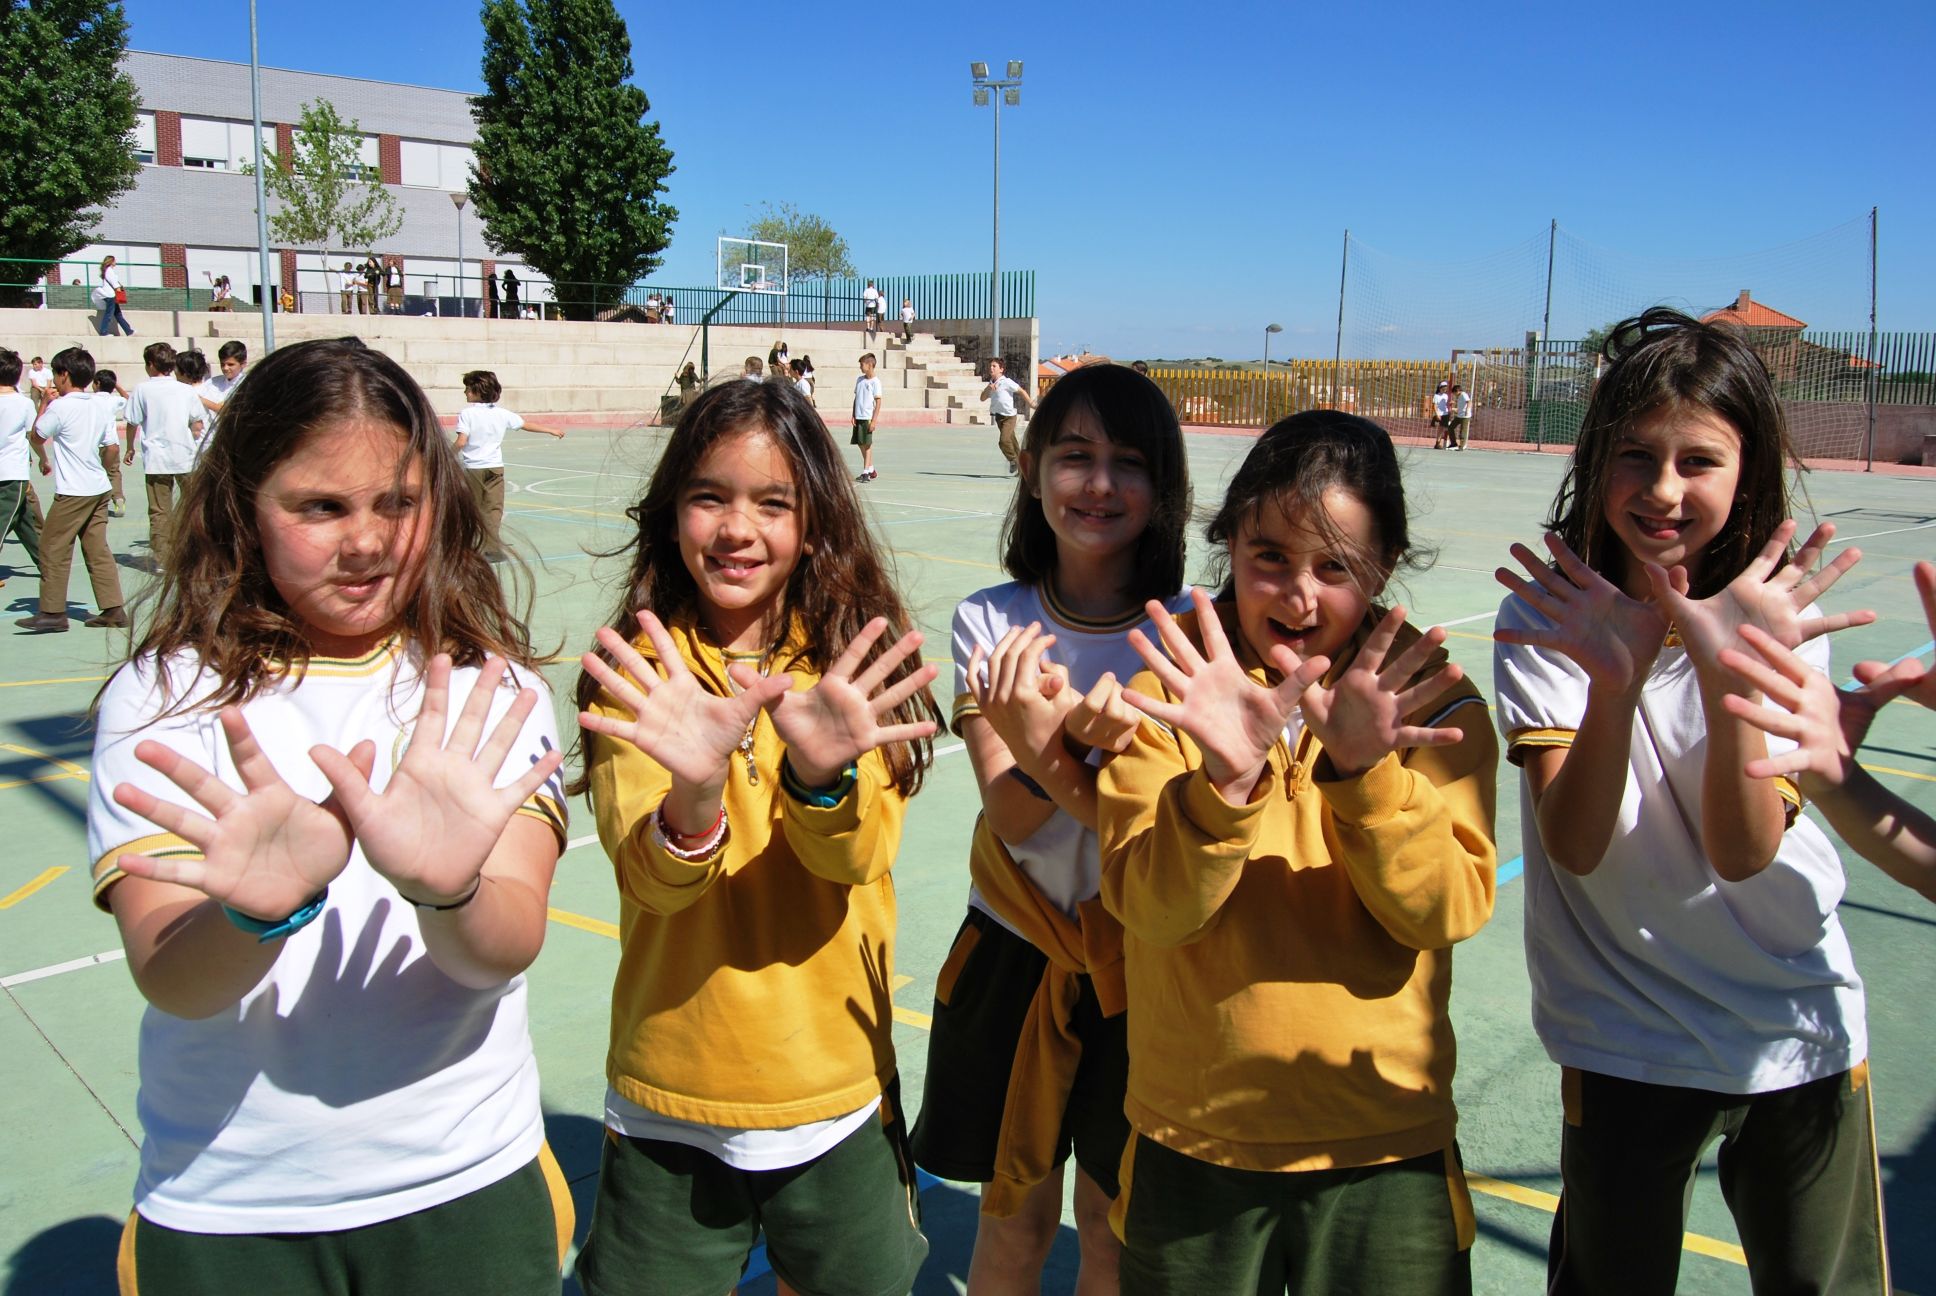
[155,110,182,167]
[160,244,187,289]
[378,134,401,185]
[275,122,295,172]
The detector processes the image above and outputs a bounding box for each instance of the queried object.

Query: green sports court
[2,423,1931,1295]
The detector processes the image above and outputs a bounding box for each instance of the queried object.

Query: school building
[80,50,543,313]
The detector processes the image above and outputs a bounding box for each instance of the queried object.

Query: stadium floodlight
[970,59,1024,372]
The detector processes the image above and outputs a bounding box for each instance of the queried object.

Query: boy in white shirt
[92,370,129,516]
[27,356,53,412]
[979,358,1033,474]
[1430,381,1451,449]
[899,299,916,344]
[453,369,564,560]
[852,352,883,483]
[19,347,124,631]
[122,342,206,571]
[0,349,45,585]
[861,282,881,343]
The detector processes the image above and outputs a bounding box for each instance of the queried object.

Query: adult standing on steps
[501,267,520,318]
[19,348,125,632]
[94,256,135,337]
[361,254,382,316]
[980,357,1033,474]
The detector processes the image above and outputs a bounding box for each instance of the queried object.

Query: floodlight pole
[1263,323,1282,427]
[249,0,273,352]
[451,192,469,318]
[972,62,1022,374]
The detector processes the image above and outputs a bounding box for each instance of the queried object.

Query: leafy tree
[472,0,677,320]
[0,0,141,308]
[744,202,854,282]
[248,99,402,283]
[1578,321,1621,357]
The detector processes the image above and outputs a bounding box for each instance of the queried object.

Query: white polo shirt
[0,392,33,482]
[35,390,113,496]
[456,404,524,469]
[124,376,206,476]
[852,373,882,420]
[986,374,1023,418]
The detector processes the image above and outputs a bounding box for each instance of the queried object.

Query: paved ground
[2,423,1930,1295]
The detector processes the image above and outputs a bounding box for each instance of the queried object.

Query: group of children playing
[70,308,1923,1294]
[0,340,245,631]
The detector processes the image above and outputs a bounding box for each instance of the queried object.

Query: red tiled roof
[1701,296,1807,331]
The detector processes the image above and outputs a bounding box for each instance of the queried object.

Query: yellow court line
[0,674,110,689]
[1868,763,1936,786]
[546,907,619,940]
[0,770,90,792]
[0,742,92,782]
[892,1005,934,1029]
[1465,1173,1747,1267]
[0,866,70,910]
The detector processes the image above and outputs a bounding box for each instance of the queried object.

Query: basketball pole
[1865,205,1877,473]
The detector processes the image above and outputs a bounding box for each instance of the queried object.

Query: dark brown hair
[175,349,208,383]
[571,379,939,795]
[463,369,503,402]
[1205,409,1427,599]
[1546,307,1798,598]
[117,337,540,714]
[1001,363,1191,607]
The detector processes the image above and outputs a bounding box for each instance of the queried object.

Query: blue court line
[1841,638,1933,690]
[1499,855,1524,886]
[740,1170,944,1284]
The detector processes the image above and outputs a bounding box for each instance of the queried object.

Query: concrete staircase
[0,309,993,428]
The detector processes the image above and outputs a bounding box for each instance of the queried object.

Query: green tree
[1578,321,1621,357]
[744,202,854,282]
[471,0,677,320]
[248,99,403,287]
[0,0,141,308]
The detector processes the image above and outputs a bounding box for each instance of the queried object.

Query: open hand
[1121,588,1330,797]
[1849,560,1936,711]
[311,655,564,906]
[1300,605,1466,777]
[1494,533,1671,697]
[112,708,370,920]
[1065,671,1140,754]
[740,617,939,787]
[967,622,1076,771]
[579,609,792,797]
[1652,521,1874,674]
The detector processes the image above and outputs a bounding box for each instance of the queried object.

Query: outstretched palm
[1301,606,1466,777]
[1121,588,1330,794]
[739,617,939,788]
[1494,533,1671,697]
[112,708,367,920]
[579,610,790,794]
[1655,520,1873,670]
[312,654,565,906]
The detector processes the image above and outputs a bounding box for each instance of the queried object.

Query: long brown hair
[571,378,939,795]
[1547,307,1800,599]
[118,337,540,714]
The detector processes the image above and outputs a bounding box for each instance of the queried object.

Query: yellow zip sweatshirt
[1098,605,1498,1172]
[586,618,905,1128]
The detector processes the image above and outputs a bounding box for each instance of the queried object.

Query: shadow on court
[2,711,94,825]
[3,1214,121,1296]
[1884,1113,1935,1291]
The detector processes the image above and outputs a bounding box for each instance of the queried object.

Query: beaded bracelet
[650,804,730,862]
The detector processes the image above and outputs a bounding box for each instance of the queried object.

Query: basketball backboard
[716,237,789,295]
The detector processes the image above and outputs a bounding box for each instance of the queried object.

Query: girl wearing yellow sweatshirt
[570,379,943,1296]
[1099,411,1499,1295]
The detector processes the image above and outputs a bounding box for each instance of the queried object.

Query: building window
[132,111,157,165]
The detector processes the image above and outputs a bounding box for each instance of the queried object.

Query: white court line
[1431,610,1497,629]
[1828,520,1936,543]
[505,461,600,476]
[2,948,126,989]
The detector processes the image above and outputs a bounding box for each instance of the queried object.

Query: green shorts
[575,1079,928,1296]
[909,908,1129,1195]
[117,1147,573,1296]
[851,418,875,447]
[1115,1135,1473,1296]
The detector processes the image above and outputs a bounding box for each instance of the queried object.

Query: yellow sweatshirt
[1098,605,1497,1172]
[586,618,906,1128]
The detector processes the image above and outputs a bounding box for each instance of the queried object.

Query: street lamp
[450,191,468,317]
[970,60,1022,374]
[1262,323,1283,424]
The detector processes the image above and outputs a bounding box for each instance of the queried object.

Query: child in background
[570,379,939,1296]
[1101,410,1497,1296]
[0,349,45,583]
[28,355,54,411]
[87,337,572,1295]
[798,354,816,397]
[1492,308,1883,1295]
[1718,566,1936,902]
[1449,383,1472,450]
[123,342,206,572]
[742,356,764,381]
[93,370,129,517]
[900,298,916,344]
[20,347,125,631]
[910,363,1193,1293]
[789,357,812,399]
[453,370,564,562]
[1431,380,1451,449]
[852,352,883,483]
[173,350,215,463]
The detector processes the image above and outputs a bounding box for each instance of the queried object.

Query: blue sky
[124,0,1935,360]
